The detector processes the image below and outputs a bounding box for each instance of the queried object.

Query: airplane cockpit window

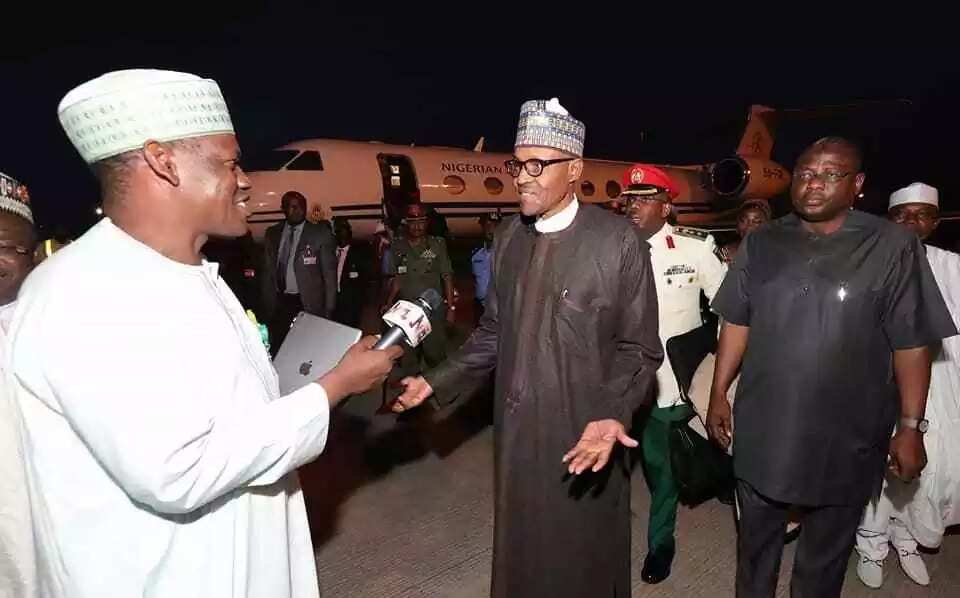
[285,150,325,171]
[483,177,504,195]
[442,175,466,195]
[581,181,596,197]
[242,149,298,172]
[605,181,621,199]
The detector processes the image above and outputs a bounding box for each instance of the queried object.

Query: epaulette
[672,226,708,241]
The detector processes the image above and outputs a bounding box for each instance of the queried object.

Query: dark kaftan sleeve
[423,223,513,405]
[710,232,752,326]
[882,236,957,350]
[606,229,663,426]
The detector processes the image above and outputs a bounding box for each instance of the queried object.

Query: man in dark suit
[262,191,337,353]
[331,218,371,330]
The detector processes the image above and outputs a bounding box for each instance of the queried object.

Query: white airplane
[243,104,791,240]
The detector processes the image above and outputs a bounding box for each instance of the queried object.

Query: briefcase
[665,324,734,507]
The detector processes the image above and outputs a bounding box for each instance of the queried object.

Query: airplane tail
[735,105,778,159]
[473,137,485,152]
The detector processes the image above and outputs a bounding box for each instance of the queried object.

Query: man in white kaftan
[856,182,960,589]
[0,173,39,598]
[8,70,400,598]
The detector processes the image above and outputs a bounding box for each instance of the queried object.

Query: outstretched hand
[390,376,434,413]
[562,419,638,475]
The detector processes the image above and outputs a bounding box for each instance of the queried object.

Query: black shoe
[641,548,674,584]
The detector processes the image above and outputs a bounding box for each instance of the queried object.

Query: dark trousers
[269,293,303,356]
[735,479,865,598]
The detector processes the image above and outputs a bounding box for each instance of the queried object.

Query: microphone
[373,288,444,351]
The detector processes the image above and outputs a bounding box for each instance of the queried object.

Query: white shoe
[856,554,885,589]
[896,547,930,586]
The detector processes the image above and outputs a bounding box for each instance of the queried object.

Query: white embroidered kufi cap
[889,182,938,210]
[58,69,235,164]
[514,98,585,157]
[0,172,33,223]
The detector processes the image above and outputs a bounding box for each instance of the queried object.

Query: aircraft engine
[709,156,790,199]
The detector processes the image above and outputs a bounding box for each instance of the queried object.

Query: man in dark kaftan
[393,98,662,598]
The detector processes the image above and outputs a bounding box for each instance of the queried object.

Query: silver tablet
[273,313,362,396]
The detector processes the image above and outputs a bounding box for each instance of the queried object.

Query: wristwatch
[900,417,929,433]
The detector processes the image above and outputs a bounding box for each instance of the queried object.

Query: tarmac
[297,291,960,597]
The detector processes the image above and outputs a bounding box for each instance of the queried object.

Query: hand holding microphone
[373,288,443,350]
[319,337,403,408]
[373,289,443,413]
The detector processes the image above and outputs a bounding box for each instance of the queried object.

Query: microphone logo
[382,300,433,347]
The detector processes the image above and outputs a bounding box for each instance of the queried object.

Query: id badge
[398,265,408,274]
[349,271,359,279]
[303,256,318,265]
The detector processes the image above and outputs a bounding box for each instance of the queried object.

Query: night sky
[3,5,958,239]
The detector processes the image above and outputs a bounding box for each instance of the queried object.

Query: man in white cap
[0,172,38,598]
[392,98,663,597]
[7,70,401,598]
[855,182,960,589]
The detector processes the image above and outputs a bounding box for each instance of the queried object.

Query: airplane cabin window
[581,181,596,196]
[442,175,466,195]
[242,149,299,172]
[285,150,325,171]
[605,181,621,199]
[483,177,504,195]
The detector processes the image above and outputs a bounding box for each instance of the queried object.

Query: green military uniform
[643,402,694,553]
[385,235,452,372]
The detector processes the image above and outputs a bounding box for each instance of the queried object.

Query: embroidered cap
[58,69,235,164]
[0,172,33,224]
[515,98,585,157]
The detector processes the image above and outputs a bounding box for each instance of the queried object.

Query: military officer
[382,203,456,376]
[621,163,728,584]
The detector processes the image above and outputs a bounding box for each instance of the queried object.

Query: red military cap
[621,163,679,200]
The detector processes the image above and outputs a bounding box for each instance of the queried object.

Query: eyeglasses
[0,242,31,256]
[793,170,852,184]
[504,157,575,178]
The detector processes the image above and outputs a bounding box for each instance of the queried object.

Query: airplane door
[377,154,419,228]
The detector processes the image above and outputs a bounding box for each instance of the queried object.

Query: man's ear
[142,140,181,187]
[660,201,673,220]
[569,158,584,183]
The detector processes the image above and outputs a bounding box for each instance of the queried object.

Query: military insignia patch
[664,265,696,276]
[421,249,437,260]
[630,168,644,185]
[672,226,708,241]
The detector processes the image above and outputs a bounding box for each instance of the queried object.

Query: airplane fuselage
[244,139,754,240]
